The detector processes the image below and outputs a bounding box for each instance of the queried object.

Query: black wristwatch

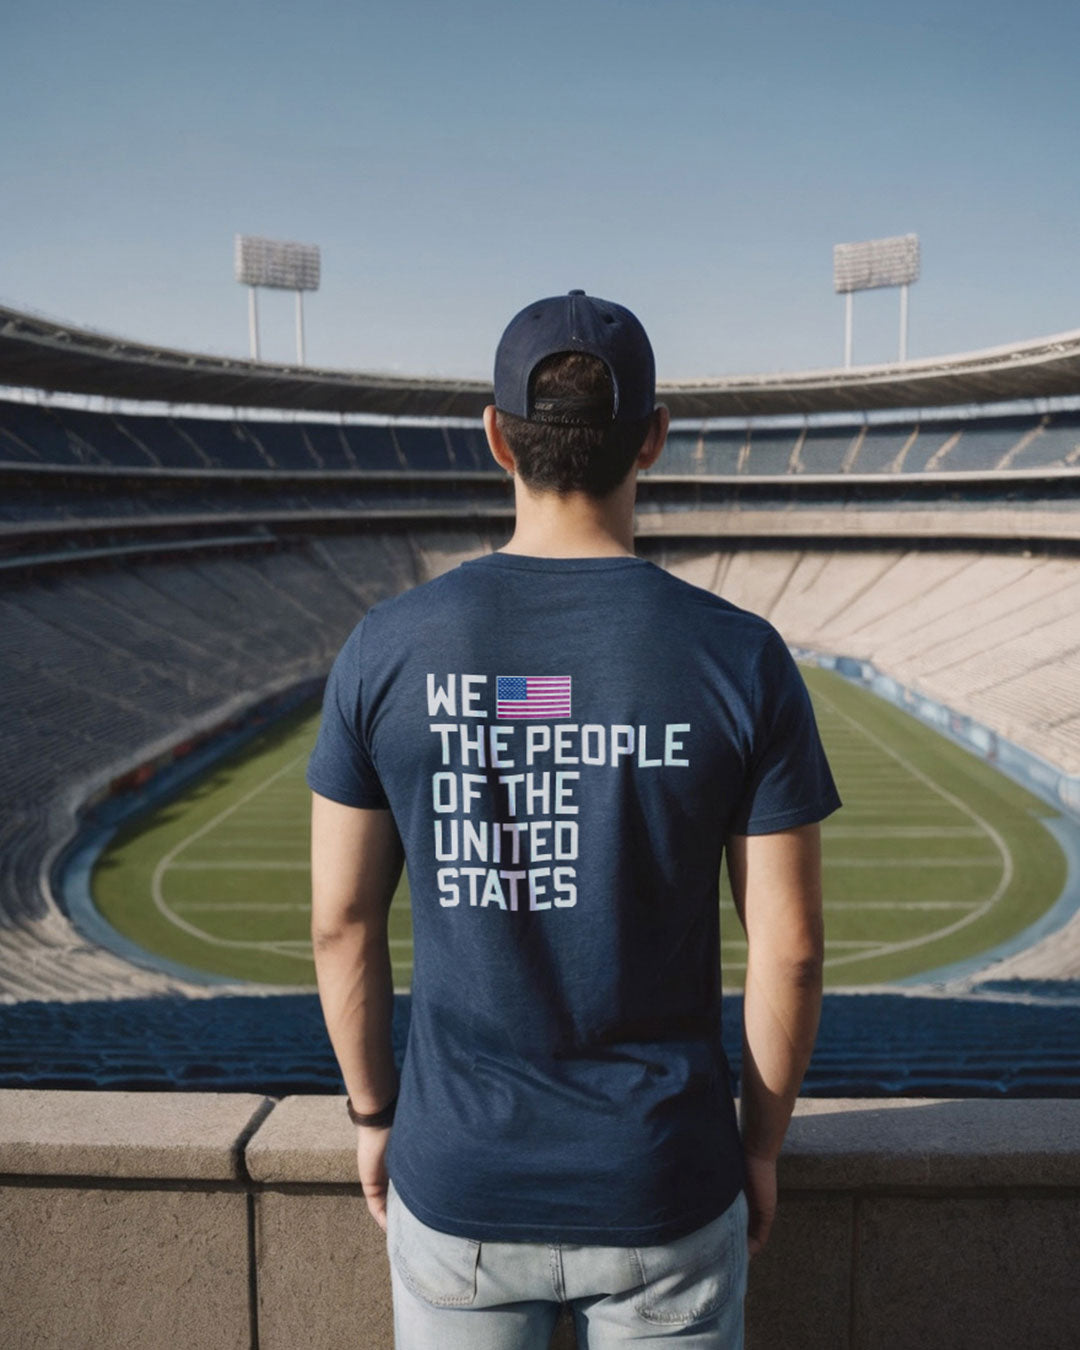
[346,1092,398,1128]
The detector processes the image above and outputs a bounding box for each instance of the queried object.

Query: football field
[91,666,1067,990]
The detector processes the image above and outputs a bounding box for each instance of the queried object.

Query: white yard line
[722,938,882,950]
[826,858,999,868]
[175,902,312,912]
[820,820,982,831]
[171,861,311,870]
[826,900,979,910]
[151,751,317,959]
[812,688,1013,969]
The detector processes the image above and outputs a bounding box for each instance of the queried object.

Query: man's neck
[496,478,637,559]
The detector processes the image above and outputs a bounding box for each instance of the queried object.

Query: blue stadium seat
[799,429,857,475]
[126,416,209,468]
[1,991,1080,1096]
[244,422,320,471]
[340,424,402,469]
[173,417,270,470]
[391,426,455,471]
[654,431,703,474]
[57,408,153,468]
[933,418,1034,472]
[898,423,961,472]
[743,430,797,474]
[850,426,913,473]
[445,426,497,472]
[302,423,357,470]
[700,431,744,475]
[0,401,83,464]
[1009,415,1080,470]
[0,426,38,463]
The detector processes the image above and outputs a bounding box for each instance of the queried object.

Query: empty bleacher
[1,987,1079,1094]
[743,428,797,474]
[6,397,1080,478]
[0,526,501,1002]
[1006,414,1080,470]
[851,425,913,473]
[651,430,703,475]
[797,427,857,475]
[656,543,1080,775]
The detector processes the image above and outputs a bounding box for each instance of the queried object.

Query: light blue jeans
[386,1178,749,1348]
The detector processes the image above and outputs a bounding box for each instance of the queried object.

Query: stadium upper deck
[3,395,1080,477]
[6,301,1080,417]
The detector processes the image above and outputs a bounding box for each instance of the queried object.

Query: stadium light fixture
[833,233,920,367]
[234,234,322,365]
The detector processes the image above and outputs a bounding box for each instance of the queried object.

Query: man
[307,289,841,1348]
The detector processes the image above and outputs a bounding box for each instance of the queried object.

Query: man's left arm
[310,791,404,1232]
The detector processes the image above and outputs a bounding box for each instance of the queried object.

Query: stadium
[3,298,1080,1347]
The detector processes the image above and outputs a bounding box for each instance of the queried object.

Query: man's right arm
[725,822,825,1256]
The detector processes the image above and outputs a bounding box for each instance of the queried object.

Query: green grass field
[92,666,1066,990]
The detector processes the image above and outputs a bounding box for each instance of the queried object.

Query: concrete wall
[3,1091,1079,1350]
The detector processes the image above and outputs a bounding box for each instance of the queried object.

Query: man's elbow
[750,915,824,986]
[310,902,387,950]
[311,923,345,951]
[783,948,824,988]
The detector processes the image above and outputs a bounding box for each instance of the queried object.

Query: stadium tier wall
[3,1089,1080,1350]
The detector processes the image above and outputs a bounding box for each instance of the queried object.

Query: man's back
[306,548,839,1245]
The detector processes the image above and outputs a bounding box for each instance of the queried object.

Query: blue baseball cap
[493,289,656,425]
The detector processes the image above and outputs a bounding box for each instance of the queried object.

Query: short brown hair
[495,351,655,498]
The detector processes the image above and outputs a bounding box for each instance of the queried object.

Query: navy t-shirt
[305,551,841,1244]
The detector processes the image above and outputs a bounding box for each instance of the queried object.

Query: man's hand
[727,822,824,1261]
[356,1123,393,1232]
[743,1152,778,1257]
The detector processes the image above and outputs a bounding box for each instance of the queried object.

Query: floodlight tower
[833,233,920,367]
[234,234,321,364]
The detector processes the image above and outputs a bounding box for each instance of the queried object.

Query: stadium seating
[446,424,495,471]
[700,430,746,475]
[0,527,504,1002]
[796,427,858,475]
[242,422,321,471]
[656,543,1080,776]
[6,397,1080,477]
[743,428,798,475]
[1,384,1079,1056]
[849,425,913,473]
[1006,413,1080,470]
[0,988,1078,1095]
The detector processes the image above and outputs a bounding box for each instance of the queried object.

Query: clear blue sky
[3,0,1079,380]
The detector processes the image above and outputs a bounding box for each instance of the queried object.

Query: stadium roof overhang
[5,303,1080,418]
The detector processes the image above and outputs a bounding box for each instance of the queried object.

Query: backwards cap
[493,289,655,425]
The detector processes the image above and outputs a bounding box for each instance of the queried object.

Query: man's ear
[636,404,670,472]
[483,405,516,475]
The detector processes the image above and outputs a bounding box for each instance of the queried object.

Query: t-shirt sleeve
[728,630,842,835]
[305,616,390,809]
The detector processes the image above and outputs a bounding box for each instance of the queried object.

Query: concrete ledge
[0,1088,273,1180]
[243,1094,1080,1191]
[244,1092,356,1184]
[780,1097,1080,1189]
[4,1090,1080,1350]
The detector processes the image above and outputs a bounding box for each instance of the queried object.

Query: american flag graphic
[496,675,572,720]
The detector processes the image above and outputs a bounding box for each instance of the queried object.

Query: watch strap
[346,1092,398,1127]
